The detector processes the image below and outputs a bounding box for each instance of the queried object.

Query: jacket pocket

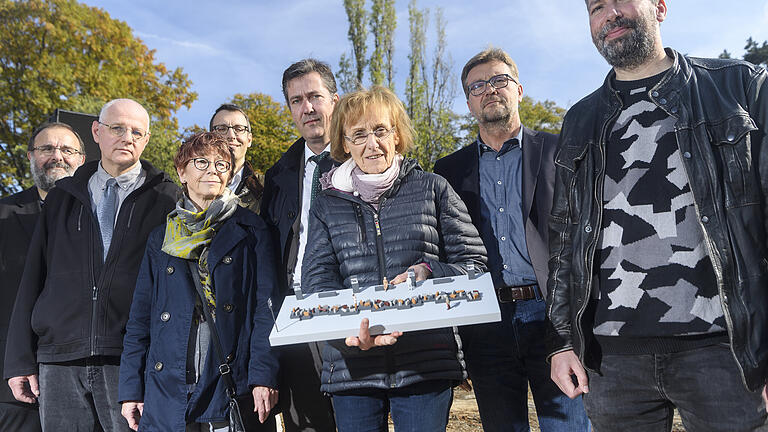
[707,115,759,208]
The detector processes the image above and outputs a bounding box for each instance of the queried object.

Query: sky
[81,0,768,130]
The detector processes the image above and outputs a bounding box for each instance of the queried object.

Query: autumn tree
[229,93,298,175]
[0,0,197,196]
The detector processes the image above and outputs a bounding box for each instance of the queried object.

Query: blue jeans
[584,344,768,431]
[332,381,453,432]
[38,357,132,432]
[461,298,589,432]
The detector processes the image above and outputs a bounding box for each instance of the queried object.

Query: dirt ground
[442,386,687,432]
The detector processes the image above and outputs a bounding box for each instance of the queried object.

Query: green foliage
[369,0,396,89]
[744,37,768,66]
[229,93,298,175]
[718,49,732,59]
[338,0,368,93]
[0,0,196,196]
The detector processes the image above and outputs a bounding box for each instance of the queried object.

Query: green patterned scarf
[161,188,239,317]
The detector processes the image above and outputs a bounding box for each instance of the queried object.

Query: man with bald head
[0,122,85,431]
[4,99,179,431]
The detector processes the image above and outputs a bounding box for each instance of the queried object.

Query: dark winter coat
[0,187,41,403]
[3,160,179,379]
[301,158,487,394]
[118,207,280,431]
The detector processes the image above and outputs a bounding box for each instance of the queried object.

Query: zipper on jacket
[77,204,84,231]
[88,209,98,356]
[576,104,617,365]
[126,202,136,228]
[354,204,367,243]
[673,126,748,384]
[373,213,387,282]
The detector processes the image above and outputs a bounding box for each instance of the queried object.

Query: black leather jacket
[546,49,768,391]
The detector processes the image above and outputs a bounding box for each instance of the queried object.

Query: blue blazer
[433,126,559,297]
[118,207,280,431]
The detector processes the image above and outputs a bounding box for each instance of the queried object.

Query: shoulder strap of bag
[187,261,239,397]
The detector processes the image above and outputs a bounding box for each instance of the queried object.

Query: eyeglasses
[467,74,517,97]
[32,145,83,157]
[212,124,250,135]
[187,157,231,173]
[344,126,396,146]
[98,121,149,141]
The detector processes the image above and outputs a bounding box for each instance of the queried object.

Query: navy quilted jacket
[301,158,487,393]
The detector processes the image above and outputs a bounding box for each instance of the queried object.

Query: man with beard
[260,59,338,432]
[434,48,589,431]
[209,104,264,212]
[0,122,85,431]
[4,99,178,431]
[548,0,768,429]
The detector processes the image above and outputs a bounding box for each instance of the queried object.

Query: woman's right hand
[345,318,403,350]
[121,401,144,431]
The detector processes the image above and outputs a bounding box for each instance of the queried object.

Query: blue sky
[82,0,768,130]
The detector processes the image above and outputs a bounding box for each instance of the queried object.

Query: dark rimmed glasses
[467,74,517,97]
[187,157,231,173]
[212,124,250,135]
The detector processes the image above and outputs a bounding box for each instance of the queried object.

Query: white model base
[269,272,500,346]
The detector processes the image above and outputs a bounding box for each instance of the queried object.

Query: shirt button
[160,312,170,322]
[683,152,692,159]
[499,208,504,213]
[224,304,234,313]
[652,91,660,97]
[659,98,667,105]
[701,216,710,223]
[497,180,502,185]
[496,157,501,161]
[501,236,506,241]
[503,264,509,270]
[585,225,593,233]
[222,256,233,264]
[166,266,174,275]
[670,106,678,114]
[154,362,163,371]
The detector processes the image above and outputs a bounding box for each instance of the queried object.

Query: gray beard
[30,159,74,191]
[594,16,656,70]
[479,105,512,127]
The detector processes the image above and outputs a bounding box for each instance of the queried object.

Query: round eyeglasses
[187,157,231,173]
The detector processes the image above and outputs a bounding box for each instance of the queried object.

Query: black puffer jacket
[302,158,487,394]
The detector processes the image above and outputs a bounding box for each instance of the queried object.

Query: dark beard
[30,159,74,191]
[593,16,656,69]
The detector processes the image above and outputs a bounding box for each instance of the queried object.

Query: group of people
[1,0,767,431]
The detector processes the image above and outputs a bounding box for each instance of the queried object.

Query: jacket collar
[599,48,689,108]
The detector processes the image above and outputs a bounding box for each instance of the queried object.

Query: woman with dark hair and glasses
[118,132,280,431]
[302,86,487,431]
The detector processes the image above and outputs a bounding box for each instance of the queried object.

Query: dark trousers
[332,381,452,432]
[38,357,132,432]
[278,342,336,432]
[584,344,768,431]
[0,401,42,432]
[461,298,589,432]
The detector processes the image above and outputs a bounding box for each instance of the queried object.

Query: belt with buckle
[495,284,539,303]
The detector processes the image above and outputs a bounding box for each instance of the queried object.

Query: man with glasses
[4,99,179,431]
[0,122,85,431]
[209,104,264,212]
[260,58,338,432]
[434,48,589,431]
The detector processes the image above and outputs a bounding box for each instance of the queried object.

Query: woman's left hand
[252,386,278,423]
[390,263,431,285]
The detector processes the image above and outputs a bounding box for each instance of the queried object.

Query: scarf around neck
[321,154,403,204]
[161,188,239,316]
